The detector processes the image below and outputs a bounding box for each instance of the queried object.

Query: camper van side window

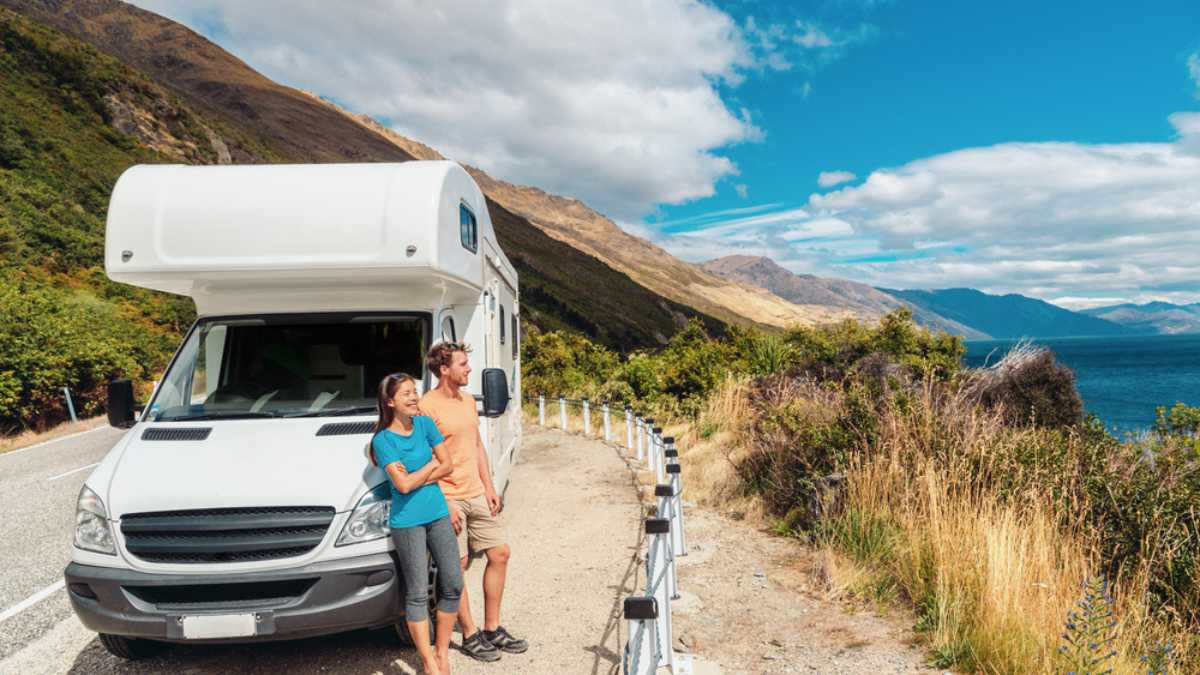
[511,315,518,360]
[441,315,456,342]
[499,306,506,344]
[459,204,478,253]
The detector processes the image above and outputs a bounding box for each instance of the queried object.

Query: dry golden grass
[686,375,1197,673]
[0,416,106,456]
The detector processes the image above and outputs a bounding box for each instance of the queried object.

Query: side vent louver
[141,427,212,441]
[316,421,375,437]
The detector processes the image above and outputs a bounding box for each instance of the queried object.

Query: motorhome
[65,161,520,658]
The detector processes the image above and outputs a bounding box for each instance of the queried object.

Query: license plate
[180,613,256,639]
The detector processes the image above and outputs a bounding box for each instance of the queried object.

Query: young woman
[372,372,463,675]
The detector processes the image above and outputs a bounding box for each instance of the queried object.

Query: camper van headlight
[74,485,116,555]
[336,482,391,546]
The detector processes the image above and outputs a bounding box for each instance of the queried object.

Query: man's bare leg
[481,544,510,631]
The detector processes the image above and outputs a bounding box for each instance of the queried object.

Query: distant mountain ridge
[702,255,988,338]
[702,255,1154,340]
[883,288,1137,339]
[1081,301,1200,335]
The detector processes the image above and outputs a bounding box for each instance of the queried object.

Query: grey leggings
[391,516,463,621]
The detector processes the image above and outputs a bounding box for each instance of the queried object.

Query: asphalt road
[0,427,125,662]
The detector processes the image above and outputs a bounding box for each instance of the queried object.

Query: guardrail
[522,394,688,674]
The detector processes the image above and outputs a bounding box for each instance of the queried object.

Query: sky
[131,0,1200,309]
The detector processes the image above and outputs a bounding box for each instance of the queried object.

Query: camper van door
[482,245,517,492]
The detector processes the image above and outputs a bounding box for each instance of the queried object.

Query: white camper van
[65,161,521,658]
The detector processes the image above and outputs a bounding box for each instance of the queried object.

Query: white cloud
[130,0,790,220]
[734,183,749,198]
[795,21,836,48]
[817,170,856,187]
[653,114,1200,305]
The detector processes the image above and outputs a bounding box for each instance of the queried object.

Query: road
[0,426,645,674]
[0,427,124,662]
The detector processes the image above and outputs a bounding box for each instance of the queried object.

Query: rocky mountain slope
[305,94,849,331]
[703,255,987,338]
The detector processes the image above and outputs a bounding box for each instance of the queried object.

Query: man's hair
[426,341,471,377]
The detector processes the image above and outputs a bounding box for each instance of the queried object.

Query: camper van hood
[106,420,380,519]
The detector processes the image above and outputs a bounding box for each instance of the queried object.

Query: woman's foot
[421,655,440,674]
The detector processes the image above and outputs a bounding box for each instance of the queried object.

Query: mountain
[304,94,849,332]
[1081,302,1200,335]
[702,255,988,338]
[0,0,746,351]
[3,0,853,342]
[884,288,1137,339]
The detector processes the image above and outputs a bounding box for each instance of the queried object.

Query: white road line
[47,462,100,482]
[0,580,65,625]
[0,426,110,459]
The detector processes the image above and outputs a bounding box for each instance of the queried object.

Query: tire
[392,557,440,648]
[98,634,162,660]
[392,617,435,647]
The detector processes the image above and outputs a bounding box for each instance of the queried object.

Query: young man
[419,342,528,661]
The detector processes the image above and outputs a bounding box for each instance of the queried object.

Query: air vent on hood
[141,427,212,441]
[316,421,375,436]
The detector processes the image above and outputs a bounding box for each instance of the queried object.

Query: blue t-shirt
[371,417,449,528]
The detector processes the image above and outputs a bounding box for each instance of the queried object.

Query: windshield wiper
[158,411,283,422]
[284,405,378,418]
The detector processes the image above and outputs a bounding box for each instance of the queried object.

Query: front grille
[120,506,335,564]
[125,578,318,611]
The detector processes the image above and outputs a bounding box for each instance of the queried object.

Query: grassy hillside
[0,6,242,431]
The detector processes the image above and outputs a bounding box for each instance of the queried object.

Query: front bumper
[65,552,401,643]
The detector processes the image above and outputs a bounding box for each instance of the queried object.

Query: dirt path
[670,507,938,674]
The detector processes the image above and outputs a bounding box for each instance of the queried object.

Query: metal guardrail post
[538,394,545,426]
[652,426,665,485]
[63,387,78,423]
[644,517,674,670]
[602,402,611,442]
[666,462,687,557]
[655,486,680,600]
[559,396,567,429]
[622,597,658,675]
[583,399,591,436]
[635,416,645,462]
[625,407,634,451]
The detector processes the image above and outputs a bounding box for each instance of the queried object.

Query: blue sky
[134,0,1200,308]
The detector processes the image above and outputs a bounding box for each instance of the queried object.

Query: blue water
[964,333,1200,433]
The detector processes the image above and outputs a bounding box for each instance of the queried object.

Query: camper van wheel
[98,633,162,660]
[393,617,435,647]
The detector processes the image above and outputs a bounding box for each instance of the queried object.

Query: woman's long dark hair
[371,372,418,465]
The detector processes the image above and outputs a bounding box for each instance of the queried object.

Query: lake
[964,333,1200,433]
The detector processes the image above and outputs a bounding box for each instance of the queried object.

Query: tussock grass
[708,351,1198,672]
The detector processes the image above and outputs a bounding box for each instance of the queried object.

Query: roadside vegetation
[522,310,1199,673]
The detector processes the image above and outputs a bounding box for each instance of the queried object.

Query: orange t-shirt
[419,387,485,502]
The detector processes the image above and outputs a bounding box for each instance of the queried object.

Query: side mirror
[481,368,510,418]
[107,379,136,429]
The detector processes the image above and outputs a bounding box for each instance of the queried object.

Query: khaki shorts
[448,494,507,558]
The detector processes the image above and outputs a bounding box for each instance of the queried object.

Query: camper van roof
[105,161,516,315]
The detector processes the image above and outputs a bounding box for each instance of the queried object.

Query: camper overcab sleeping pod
[65,161,520,658]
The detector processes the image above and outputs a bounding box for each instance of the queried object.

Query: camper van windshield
[146,314,429,422]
